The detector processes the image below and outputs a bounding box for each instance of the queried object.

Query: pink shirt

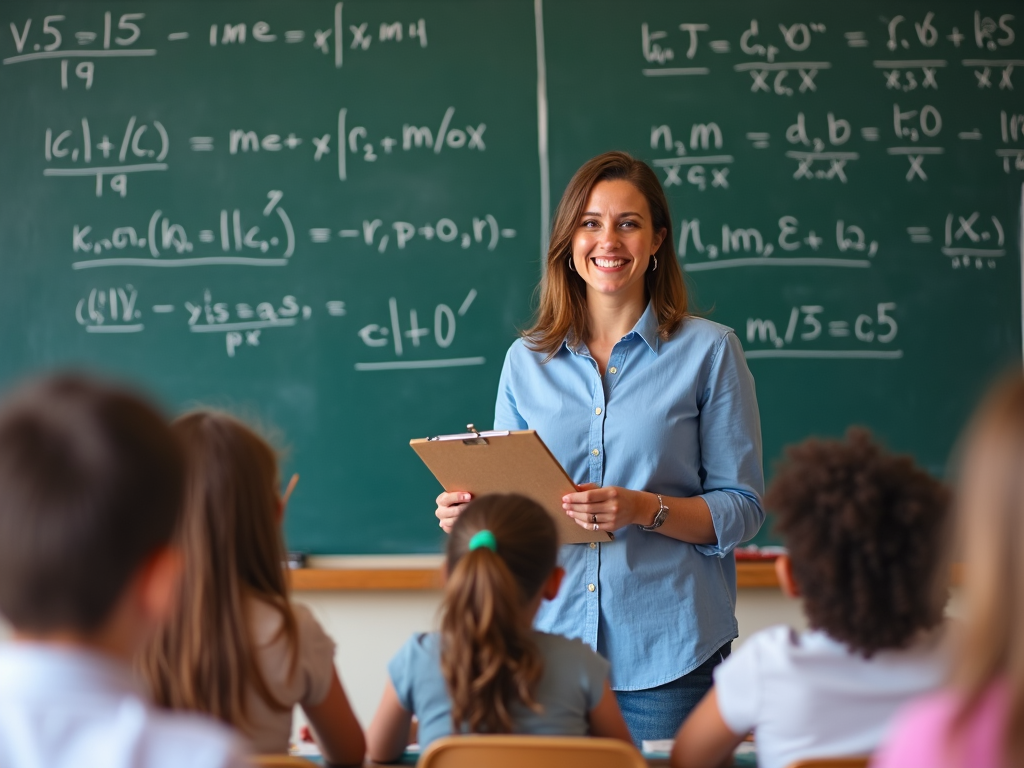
[872,684,1008,768]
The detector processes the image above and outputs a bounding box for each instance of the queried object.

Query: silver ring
[592,523,599,531]
[591,514,597,524]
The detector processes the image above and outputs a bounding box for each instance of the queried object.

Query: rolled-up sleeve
[695,332,765,556]
[494,344,529,431]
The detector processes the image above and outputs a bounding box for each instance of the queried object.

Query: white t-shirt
[244,598,337,753]
[714,625,948,768]
[0,642,247,768]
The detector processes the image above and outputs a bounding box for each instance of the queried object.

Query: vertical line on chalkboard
[389,297,404,356]
[103,12,111,50]
[82,119,91,163]
[233,210,242,251]
[335,3,343,68]
[220,210,229,252]
[338,108,347,181]
[534,0,550,270]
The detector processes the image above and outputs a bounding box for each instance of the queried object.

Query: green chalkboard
[1,0,1021,553]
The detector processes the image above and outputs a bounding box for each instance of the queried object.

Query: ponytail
[439,495,558,734]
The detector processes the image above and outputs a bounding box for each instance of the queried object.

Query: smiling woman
[434,151,765,744]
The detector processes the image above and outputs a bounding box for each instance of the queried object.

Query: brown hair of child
[0,374,183,634]
[440,494,558,734]
[140,410,298,730]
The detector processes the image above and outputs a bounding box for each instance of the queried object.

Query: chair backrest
[249,756,319,768]
[419,735,646,768]
[786,758,870,768]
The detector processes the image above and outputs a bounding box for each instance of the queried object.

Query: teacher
[436,151,764,742]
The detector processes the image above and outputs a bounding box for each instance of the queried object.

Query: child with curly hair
[671,428,951,768]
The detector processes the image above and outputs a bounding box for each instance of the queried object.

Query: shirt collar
[562,301,661,356]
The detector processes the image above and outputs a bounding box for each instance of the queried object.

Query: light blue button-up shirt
[494,303,765,690]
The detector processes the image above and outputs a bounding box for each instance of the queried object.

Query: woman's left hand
[562,484,654,532]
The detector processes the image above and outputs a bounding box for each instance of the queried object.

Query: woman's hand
[435,491,472,534]
[562,484,655,532]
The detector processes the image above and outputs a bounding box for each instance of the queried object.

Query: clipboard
[410,426,611,545]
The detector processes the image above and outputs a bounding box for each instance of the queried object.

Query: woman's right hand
[435,491,472,534]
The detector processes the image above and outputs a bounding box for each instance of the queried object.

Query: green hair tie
[468,529,497,552]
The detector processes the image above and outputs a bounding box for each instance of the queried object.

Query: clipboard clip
[427,424,511,445]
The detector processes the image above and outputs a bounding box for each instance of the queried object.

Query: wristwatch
[637,494,668,531]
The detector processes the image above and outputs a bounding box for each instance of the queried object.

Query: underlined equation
[70,191,295,269]
[307,214,516,253]
[196,107,485,182]
[355,290,485,372]
[905,210,1006,269]
[640,17,832,95]
[677,216,878,271]
[43,116,168,196]
[649,122,732,190]
[2,6,428,85]
[185,290,314,357]
[744,302,901,360]
[73,285,338,357]
[4,11,155,88]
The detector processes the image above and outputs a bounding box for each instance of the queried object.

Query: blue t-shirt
[388,630,609,749]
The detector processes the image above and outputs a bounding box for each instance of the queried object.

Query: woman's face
[571,179,665,302]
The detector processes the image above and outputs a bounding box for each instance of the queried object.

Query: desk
[290,561,780,592]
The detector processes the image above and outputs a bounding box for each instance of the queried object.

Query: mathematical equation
[650,103,1024,190]
[73,284,484,368]
[70,192,295,268]
[3,5,426,87]
[744,302,902,360]
[640,11,1017,91]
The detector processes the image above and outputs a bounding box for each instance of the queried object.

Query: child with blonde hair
[875,376,1024,768]
[367,494,632,761]
[141,411,364,764]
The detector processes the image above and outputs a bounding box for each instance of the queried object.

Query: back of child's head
[441,494,558,735]
[0,374,183,634]
[949,375,1024,765]
[142,410,296,728]
[765,427,950,657]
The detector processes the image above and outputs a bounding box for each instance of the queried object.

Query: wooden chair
[249,756,319,768]
[785,758,870,768]
[419,735,646,768]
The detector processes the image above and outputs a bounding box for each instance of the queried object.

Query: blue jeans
[614,643,732,746]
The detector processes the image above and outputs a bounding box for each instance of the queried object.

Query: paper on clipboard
[410,429,611,545]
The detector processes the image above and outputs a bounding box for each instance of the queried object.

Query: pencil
[282,473,300,506]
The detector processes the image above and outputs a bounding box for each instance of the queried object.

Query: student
[0,375,247,768]
[140,411,364,765]
[671,428,951,768]
[873,377,1024,768]
[367,494,633,761]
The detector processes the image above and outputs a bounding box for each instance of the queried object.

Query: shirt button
[591,448,600,456]
[589,542,597,549]
[587,583,596,592]
[609,366,618,374]
[595,407,602,415]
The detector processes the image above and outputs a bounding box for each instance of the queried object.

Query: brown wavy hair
[140,411,298,731]
[947,376,1024,767]
[523,151,688,356]
[440,494,558,734]
[765,427,951,657]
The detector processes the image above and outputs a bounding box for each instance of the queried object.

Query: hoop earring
[568,254,576,272]
[651,254,658,271]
